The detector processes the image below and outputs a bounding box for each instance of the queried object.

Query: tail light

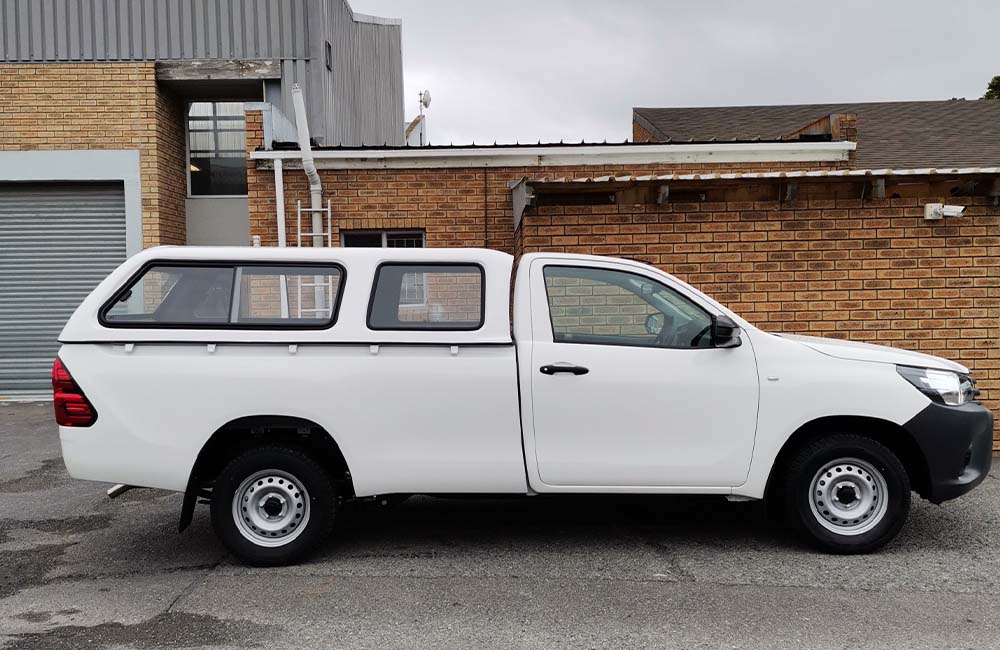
[52,357,97,427]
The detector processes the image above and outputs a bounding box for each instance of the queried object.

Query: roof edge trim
[252,141,856,169]
[522,166,1000,186]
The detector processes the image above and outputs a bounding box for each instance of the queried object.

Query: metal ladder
[295,199,333,248]
[294,199,334,319]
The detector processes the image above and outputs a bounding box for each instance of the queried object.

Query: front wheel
[782,434,910,554]
[211,445,336,566]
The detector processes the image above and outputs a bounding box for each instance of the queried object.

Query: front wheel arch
[763,415,931,507]
[179,414,353,532]
[783,433,911,553]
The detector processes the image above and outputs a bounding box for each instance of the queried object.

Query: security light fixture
[924,203,966,220]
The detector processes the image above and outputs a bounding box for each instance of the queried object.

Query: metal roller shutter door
[0,182,127,398]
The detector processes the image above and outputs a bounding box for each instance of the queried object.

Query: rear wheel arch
[764,415,931,504]
[179,414,353,532]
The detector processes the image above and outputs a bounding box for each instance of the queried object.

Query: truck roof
[135,245,515,264]
[59,246,516,345]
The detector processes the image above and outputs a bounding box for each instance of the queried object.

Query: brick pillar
[834,113,858,169]
[245,108,280,246]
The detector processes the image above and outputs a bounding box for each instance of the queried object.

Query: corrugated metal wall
[0,0,309,62]
[326,1,404,146]
[0,182,127,397]
[0,0,403,146]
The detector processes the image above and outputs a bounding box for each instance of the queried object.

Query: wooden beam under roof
[155,59,281,82]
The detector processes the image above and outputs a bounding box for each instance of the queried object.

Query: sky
[350,0,999,146]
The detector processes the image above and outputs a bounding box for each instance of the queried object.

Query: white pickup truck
[54,246,992,565]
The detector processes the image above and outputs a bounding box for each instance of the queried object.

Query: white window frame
[185,101,249,199]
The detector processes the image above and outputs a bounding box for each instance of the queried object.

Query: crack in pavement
[163,553,228,616]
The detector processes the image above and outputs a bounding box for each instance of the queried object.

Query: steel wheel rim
[232,469,310,547]
[808,457,888,536]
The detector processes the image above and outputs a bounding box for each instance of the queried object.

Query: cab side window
[542,265,713,349]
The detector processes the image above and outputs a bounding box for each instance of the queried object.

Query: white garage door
[0,182,127,398]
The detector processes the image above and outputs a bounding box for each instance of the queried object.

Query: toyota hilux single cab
[54,246,993,565]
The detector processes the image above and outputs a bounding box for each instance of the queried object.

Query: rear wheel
[211,445,336,566]
[783,434,910,554]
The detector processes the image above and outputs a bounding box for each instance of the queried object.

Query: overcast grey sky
[351,0,999,146]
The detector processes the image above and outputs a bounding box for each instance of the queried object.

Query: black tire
[782,434,910,554]
[211,445,336,566]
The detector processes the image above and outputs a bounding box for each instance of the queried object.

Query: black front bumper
[903,401,994,503]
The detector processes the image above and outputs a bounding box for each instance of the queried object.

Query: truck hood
[778,334,969,374]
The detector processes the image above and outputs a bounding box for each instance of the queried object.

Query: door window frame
[539,263,716,350]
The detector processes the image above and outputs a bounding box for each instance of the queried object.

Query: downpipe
[291,84,323,248]
[291,84,326,311]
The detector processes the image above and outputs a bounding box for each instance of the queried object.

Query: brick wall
[245,109,1000,447]
[633,122,656,143]
[0,62,186,246]
[151,85,187,246]
[246,108,844,255]
[517,193,1000,448]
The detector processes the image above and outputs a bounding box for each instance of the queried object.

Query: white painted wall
[185,198,249,246]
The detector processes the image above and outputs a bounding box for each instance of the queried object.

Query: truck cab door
[523,257,759,489]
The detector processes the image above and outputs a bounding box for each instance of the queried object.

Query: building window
[342,230,424,248]
[187,102,247,196]
[343,230,425,302]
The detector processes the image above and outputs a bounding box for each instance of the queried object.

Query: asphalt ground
[2,400,999,649]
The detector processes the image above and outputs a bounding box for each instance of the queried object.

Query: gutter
[251,141,856,170]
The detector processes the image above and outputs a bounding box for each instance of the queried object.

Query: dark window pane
[342,230,425,248]
[103,264,344,328]
[542,266,713,349]
[369,264,482,330]
[342,232,384,247]
[104,266,234,325]
[187,101,247,196]
[189,156,247,195]
[235,266,342,326]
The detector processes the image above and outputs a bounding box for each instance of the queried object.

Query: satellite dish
[420,90,432,109]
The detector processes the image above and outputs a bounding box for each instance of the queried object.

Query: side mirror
[712,314,742,348]
[644,313,664,335]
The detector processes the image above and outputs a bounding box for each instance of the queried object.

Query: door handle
[540,364,589,376]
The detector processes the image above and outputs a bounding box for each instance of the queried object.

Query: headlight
[897,366,976,406]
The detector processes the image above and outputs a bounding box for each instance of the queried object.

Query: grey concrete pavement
[2,400,999,649]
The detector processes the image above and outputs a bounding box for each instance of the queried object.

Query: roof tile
[633,100,1000,168]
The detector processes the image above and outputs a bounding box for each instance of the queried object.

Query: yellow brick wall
[245,108,1000,448]
[0,62,186,246]
[246,108,845,254]
[517,194,1000,448]
[632,121,655,143]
